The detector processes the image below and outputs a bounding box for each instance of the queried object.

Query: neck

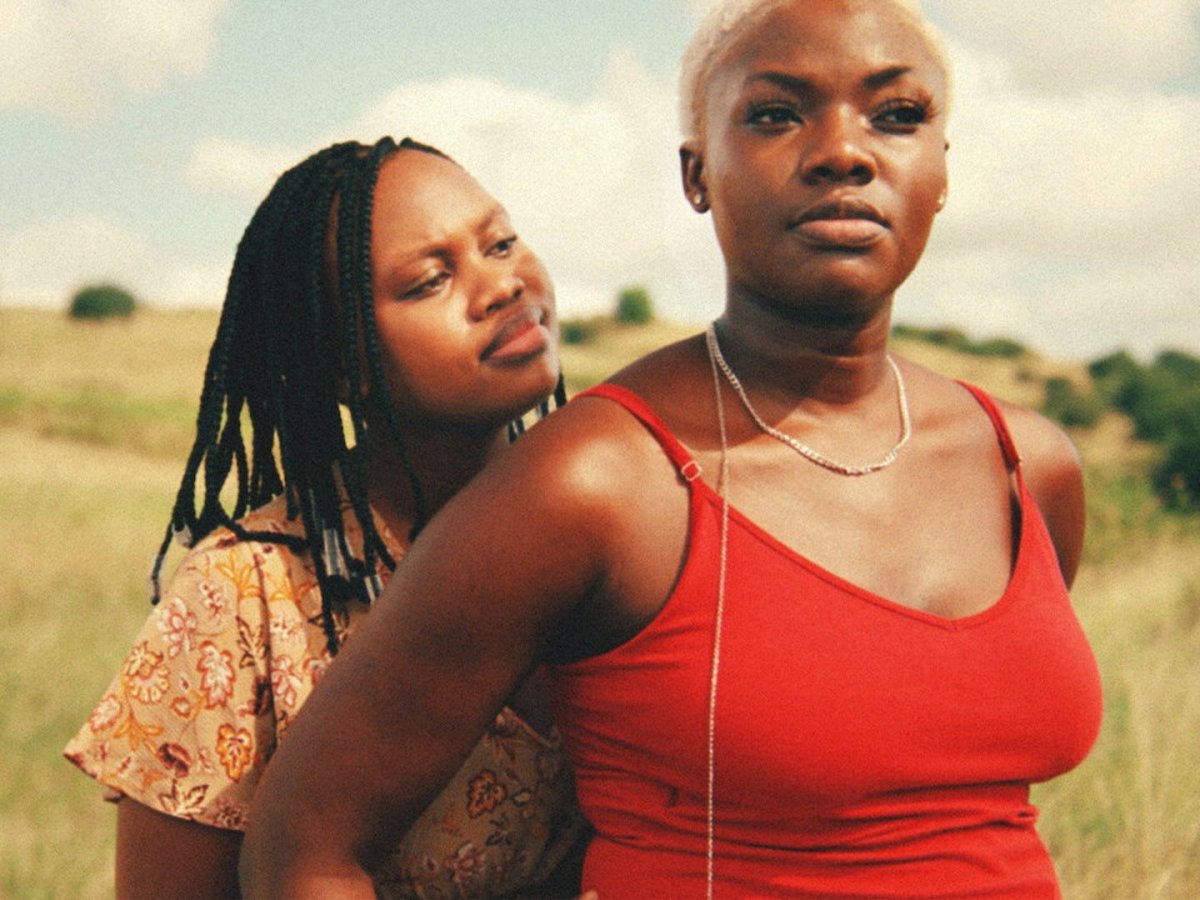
[718,290,896,405]
[363,420,509,543]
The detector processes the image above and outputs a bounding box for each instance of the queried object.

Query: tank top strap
[577,384,704,483]
[956,381,1022,473]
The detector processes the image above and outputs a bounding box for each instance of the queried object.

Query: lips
[790,197,888,248]
[481,306,550,363]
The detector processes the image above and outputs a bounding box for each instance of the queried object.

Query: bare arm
[239,402,665,897]
[1001,402,1087,587]
[116,799,242,900]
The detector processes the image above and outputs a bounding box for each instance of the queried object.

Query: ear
[936,141,950,212]
[679,141,709,214]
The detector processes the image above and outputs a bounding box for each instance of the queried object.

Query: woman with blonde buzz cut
[242,2,1101,897]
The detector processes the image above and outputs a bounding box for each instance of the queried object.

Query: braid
[151,140,399,651]
[333,141,396,593]
[151,135,565,657]
[353,140,434,543]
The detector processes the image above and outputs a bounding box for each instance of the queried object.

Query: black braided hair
[150,137,566,653]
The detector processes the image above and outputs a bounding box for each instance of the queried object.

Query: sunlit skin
[683,0,949,325]
[367,151,558,431]
[240,2,1087,896]
[359,151,560,538]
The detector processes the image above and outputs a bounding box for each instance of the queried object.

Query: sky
[1,0,1198,362]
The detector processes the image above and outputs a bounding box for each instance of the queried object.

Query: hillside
[1,307,1197,898]
[0,306,1152,467]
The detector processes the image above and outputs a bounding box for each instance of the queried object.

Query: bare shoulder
[989,395,1084,497]
[981,392,1087,586]
[433,342,700,580]
[906,360,1083,495]
[503,370,687,517]
[394,353,695,661]
[513,332,707,494]
[901,359,1086,585]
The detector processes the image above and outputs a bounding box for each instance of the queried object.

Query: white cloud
[186,138,301,200]
[0,0,230,121]
[939,44,1200,260]
[9,6,1198,361]
[179,53,725,325]
[0,214,225,308]
[342,57,724,323]
[898,32,1200,359]
[926,0,1199,92]
[0,215,152,306]
[904,245,1200,361]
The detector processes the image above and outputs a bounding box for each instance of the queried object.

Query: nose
[801,108,876,186]
[470,266,525,320]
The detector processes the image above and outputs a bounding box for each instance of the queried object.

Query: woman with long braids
[242,2,1102,897]
[64,136,587,898]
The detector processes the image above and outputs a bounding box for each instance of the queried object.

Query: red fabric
[545,383,1102,899]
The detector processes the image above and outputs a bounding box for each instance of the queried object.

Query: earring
[936,191,947,211]
[691,191,709,212]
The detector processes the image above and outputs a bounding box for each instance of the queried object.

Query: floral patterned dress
[64,495,586,898]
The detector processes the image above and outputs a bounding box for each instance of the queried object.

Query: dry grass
[1038,535,1200,898]
[0,429,181,898]
[0,307,216,401]
[2,308,1197,897]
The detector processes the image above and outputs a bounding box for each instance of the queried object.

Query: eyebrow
[746,65,917,95]
[380,205,510,274]
[864,65,915,90]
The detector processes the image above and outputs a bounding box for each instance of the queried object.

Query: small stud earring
[936,191,947,211]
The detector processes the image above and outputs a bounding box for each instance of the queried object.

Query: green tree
[560,317,598,345]
[68,283,137,320]
[615,285,653,325]
[1088,348,1200,510]
[1042,376,1103,429]
[1153,406,1200,510]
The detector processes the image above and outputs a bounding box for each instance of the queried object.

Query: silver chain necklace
[704,323,912,477]
[704,319,731,900]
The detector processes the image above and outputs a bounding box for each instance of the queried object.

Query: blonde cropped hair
[679,0,952,139]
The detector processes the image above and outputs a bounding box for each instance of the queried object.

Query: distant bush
[969,337,1029,359]
[1089,348,1200,510]
[891,323,1028,359]
[1154,349,1200,383]
[1042,376,1104,429]
[68,284,137,320]
[560,317,598,345]
[1154,408,1200,510]
[615,286,653,325]
[893,324,967,349]
[1088,350,1143,409]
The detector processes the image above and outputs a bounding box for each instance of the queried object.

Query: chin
[507,363,561,416]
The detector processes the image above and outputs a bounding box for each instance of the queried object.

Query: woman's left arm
[1003,403,1087,587]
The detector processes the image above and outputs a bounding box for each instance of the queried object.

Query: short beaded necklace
[705,322,912,477]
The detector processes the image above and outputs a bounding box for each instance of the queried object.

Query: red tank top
[544,383,1102,899]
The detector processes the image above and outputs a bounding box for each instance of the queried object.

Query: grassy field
[2,307,1197,897]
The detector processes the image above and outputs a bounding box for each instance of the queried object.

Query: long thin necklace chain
[704,323,913,477]
[702,327,909,896]
[704,323,731,900]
